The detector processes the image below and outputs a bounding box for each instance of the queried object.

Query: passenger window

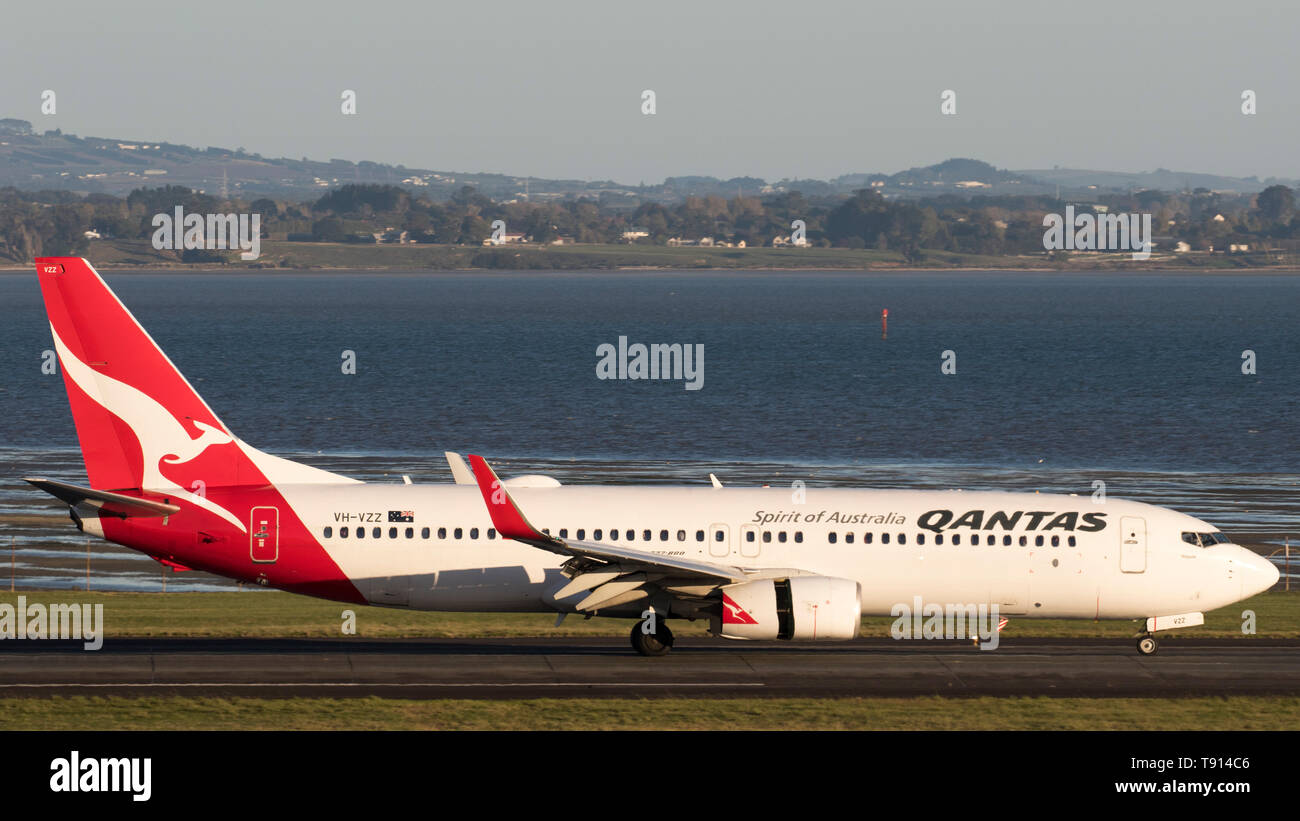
[340,527,349,538]
[405,527,414,539]
[747,531,756,542]
[559,529,568,539]
[357,527,364,539]
[952,534,961,545]
[1051,535,1059,547]
[470,528,479,539]
[388,527,397,539]
[828,532,837,544]
[1035,535,1044,547]
[1068,535,1076,547]
[421,527,430,539]
[660,530,669,541]
[778,532,788,543]
[676,530,686,542]
[372,527,380,538]
[643,529,652,541]
[1003,535,1011,546]
[488,529,496,540]
[577,529,586,540]
[627,530,635,541]
[454,528,463,539]
[794,532,803,543]
[917,533,925,545]
[1019,535,1027,547]
[898,533,906,545]
[882,533,890,545]
[845,533,854,544]
[437,527,447,539]
[593,529,602,540]
[864,532,873,544]
[324,527,333,538]
[762,531,772,543]
[696,530,705,542]
[714,530,725,542]
[936,533,944,545]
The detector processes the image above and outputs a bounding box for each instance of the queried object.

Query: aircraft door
[250,506,279,563]
[1120,516,1147,573]
[709,523,730,558]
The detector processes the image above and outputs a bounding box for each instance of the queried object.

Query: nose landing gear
[1136,634,1159,656]
[631,618,674,656]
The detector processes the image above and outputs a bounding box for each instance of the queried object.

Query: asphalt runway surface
[1,637,1298,698]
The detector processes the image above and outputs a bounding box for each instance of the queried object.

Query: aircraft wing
[468,454,756,615]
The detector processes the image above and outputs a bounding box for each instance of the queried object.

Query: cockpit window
[1182,531,1231,547]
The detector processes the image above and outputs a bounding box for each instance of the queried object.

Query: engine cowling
[717,576,861,641]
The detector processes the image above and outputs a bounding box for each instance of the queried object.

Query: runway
[1,637,1298,698]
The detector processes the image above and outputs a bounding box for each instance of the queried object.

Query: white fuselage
[277,483,1274,620]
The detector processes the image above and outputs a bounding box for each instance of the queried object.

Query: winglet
[444,451,476,485]
[467,454,555,546]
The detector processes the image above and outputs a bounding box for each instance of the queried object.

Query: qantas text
[917,509,1108,533]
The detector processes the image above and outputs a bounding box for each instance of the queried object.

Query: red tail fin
[36,257,244,491]
[35,258,351,530]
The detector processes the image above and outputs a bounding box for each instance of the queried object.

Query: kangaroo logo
[721,592,758,625]
[50,325,246,532]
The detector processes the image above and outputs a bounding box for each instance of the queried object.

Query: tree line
[1,181,1296,263]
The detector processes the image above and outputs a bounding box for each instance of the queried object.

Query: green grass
[73,238,1281,272]
[0,590,1292,639]
[1,695,1295,730]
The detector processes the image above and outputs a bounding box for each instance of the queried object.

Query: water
[1,270,1298,590]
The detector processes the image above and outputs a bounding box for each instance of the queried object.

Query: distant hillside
[1015,166,1292,195]
[1,118,1293,203]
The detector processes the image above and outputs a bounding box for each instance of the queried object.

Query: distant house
[374,228,410,244]
[621,228,649,242]
[1229,244,1250,253]
[483,232,528,246]
[1175,241,1191,253]
[550,236,575,245]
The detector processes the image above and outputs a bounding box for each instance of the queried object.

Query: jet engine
[717,576,861,640]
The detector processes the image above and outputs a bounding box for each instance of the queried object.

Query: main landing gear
[630,618,674,657]
[1136,634,1159,656]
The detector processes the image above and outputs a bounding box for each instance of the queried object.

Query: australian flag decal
[388,511,415,523]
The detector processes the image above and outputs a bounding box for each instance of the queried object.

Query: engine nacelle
[717,576,861,641]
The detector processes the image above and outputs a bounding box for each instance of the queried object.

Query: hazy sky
[4,0,1298,183]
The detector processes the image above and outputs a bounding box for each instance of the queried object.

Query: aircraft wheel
[630,619,674,656]
[1136,635,1159,656]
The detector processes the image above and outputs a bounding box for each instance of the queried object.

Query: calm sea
[1,270,1297,590]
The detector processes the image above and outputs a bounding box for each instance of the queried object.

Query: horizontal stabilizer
[23,477,181,518]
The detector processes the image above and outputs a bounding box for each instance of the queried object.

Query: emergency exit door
[250,506,279,563]
[1119,516,1146,573]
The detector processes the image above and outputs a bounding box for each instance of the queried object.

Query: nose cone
[1236,547,1280,598]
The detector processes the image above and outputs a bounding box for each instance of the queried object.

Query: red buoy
[882,308,888,340]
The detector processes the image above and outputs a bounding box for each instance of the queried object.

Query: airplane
[23,257,1279,656]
